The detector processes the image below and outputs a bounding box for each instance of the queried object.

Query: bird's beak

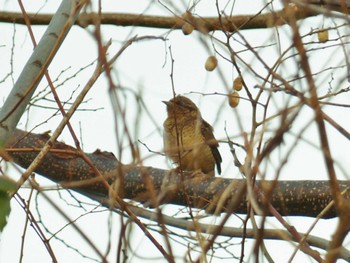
[162,100,170,106]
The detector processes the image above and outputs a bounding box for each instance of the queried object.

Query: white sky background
[0,0,350,262]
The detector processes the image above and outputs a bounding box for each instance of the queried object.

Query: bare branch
[0,8,320,32]
[3,129,350,219]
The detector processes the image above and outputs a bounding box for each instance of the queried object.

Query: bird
[162,95,222,177]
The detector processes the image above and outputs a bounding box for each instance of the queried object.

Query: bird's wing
[201,120,222,174]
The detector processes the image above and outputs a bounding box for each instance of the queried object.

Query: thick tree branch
[2,129,350,218]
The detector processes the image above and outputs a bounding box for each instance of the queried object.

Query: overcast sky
[1,1,350,262]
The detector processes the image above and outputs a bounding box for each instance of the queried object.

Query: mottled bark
[3,129,350,218]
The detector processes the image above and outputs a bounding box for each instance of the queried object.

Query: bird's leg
[188,169,208,178]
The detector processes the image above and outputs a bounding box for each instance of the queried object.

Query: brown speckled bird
[163,96,222,176]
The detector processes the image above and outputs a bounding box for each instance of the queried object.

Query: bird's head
[163,96,199,116]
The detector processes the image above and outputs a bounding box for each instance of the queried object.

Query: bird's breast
[163,117,215,175]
